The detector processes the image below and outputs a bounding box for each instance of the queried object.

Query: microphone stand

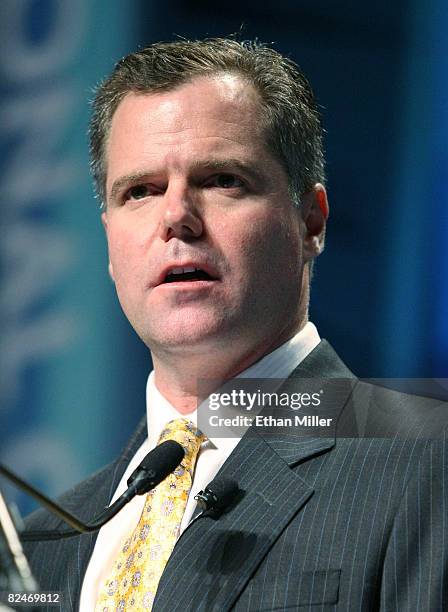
[0,487,38,610]
[0,440,185,541]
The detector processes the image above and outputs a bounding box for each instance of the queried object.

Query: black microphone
[126,440,185,496]
[0,440,184,542]
[172,477,240,539]
[194,477,239,515]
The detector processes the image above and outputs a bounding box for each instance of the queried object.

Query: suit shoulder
[24,416,147,531]
[24,460,116,532]
[352,380,448,439]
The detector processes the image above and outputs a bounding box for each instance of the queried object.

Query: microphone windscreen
[127,440,185,493]
[204,477,239,511]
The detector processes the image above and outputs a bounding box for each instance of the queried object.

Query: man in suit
[23,38,448,610]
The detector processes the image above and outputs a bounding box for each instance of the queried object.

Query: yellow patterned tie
[95,419,205,611]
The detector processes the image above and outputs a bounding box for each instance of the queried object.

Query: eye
[126,184,151,200]
[208,174,244,189]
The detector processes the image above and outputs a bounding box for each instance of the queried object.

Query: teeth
[169,266,200,275]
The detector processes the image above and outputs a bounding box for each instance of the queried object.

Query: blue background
[1,0,447,514]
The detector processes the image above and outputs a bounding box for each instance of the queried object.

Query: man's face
[103,75,321,360]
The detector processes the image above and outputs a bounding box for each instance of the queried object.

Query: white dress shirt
[79,322,320,611]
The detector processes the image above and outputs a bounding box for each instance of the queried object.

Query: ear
[300,183,329,261]
[101,212,115,282]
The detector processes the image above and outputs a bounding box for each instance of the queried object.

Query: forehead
[105,75,268,174]
[111,73,263,131]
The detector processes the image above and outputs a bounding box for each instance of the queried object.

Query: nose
[159,181,203,242]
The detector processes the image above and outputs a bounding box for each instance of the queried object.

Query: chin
[137,311,232,352]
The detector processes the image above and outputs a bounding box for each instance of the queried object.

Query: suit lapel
[64,417,148,609]
[154,432,316,611]
[154,340,357,611]
[62,472,117,608]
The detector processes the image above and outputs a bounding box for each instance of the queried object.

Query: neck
[151,317,308,414]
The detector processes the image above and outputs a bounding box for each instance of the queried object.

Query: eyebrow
[108,158,266,202]
[109,171,153,202]
[191,158,266,183]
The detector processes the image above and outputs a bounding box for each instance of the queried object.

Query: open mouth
[163,266,215,283]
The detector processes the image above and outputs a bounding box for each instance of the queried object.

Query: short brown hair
[89,37,325,206]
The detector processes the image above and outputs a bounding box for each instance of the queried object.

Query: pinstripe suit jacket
[23,340,448,611]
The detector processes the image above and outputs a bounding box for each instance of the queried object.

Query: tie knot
[158,418,205,470]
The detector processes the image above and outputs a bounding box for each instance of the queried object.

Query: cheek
[236,215,301,275]
[107,227,146,286]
